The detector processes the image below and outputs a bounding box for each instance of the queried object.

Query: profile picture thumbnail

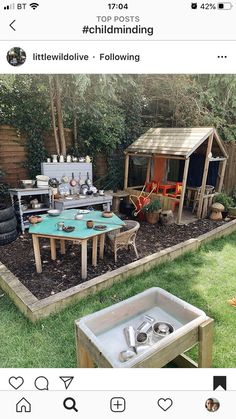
[7,47,26,66]
[205,398,220,412]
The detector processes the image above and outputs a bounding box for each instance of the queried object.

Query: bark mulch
[0,219,226,300]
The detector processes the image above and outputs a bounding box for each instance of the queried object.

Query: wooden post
[81,240,88,280]
[145,157,152,184]
[197,134,213,218]
[77,344,94,368]
[124,154,130,189]
[198,318,214,367]
[50,238,57,260]
[92,235,98,267]
[176,158,190,224]
[99,234,105,259]
[217,159,227,192]
[60,239,66,255]
[32,235,42,274]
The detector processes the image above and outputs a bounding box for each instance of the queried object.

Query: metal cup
[124,326,136,349]
[136,332,148,345]
[56,221,64,231]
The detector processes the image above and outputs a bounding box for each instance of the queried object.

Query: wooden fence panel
[224,143,236,194]
[0,125,73,187]
[0,125,28,187]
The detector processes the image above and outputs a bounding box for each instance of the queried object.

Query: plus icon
[110,397,126,412]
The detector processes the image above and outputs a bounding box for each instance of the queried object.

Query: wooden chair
[192,185,215,214]
[106,220,140,262]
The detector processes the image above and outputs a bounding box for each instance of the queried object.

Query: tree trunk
[48,76,60,155]
[73,109,78,144]
[54,75,66,155]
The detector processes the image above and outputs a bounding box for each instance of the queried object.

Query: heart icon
[157,398,173,411]
[9,376,24,390]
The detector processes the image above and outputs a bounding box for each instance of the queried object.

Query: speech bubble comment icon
[34,376,49,391]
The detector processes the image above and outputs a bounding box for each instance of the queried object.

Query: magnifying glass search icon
[63,397,78,412]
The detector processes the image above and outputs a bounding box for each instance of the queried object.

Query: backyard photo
[0,74,236,368]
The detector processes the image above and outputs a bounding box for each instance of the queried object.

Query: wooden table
[54,194,113,211]
[29,210,124,280]
[158,183,177,196]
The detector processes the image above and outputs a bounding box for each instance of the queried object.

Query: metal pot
[49,178,60,188]
[32,203,44,209]
[70,172,77,187]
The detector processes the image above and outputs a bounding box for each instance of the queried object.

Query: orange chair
[168,182,183,209]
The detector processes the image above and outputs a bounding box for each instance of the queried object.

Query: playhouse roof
[125,127,228,159]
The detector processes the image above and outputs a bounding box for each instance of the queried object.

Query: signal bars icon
[30,2,39,9]
[4,3,14,9]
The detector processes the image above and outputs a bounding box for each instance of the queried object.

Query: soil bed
[0,219,226,300]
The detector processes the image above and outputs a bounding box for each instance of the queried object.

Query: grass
[0,232,236,368]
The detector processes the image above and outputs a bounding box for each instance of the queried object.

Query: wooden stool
[112,191,130,213]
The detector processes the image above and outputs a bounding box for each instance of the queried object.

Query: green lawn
[0,232,236,368]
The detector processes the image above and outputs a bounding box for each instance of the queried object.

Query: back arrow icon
[10,20,16,31]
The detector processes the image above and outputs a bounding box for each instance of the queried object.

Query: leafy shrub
[214,193,234,211]
[142,199,162,213]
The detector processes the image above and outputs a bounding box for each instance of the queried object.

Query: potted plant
[228,186,236,218]
[214,193,234,218]
[142,199,162,224]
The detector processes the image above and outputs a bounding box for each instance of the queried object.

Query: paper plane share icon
[60,376,74,390]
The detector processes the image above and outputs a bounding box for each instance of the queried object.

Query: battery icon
[218,2,233,9]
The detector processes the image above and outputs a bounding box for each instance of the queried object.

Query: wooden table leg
[60,239,66,255]
[50,238,57,260]
[32,235,42,274]
[198,318,214,367]
[77,344,94,368]
[92,235,98,267]
[99,233,105,259]
[81,240,88,280]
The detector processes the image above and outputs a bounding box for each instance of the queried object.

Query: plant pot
[228,207,236,217]
[145,211,160,224]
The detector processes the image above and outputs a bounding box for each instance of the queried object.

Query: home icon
[16,398,31,413]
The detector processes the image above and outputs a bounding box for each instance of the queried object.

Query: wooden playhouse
[124,127,228,224]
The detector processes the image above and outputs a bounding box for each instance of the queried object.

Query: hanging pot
[70,172,77,187]
[49,178,60,188]
[78,172,84,186]
[61,174,69,183]
[85,172,92,187]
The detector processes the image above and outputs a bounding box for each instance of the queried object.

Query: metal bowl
[21,180,35,189]
[32,203,45,209]
[152,322,174,337]
[47,209,61,217]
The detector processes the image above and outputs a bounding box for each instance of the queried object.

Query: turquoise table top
[29,210,125,240]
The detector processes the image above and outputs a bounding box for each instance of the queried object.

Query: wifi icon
[30,2,39,9]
